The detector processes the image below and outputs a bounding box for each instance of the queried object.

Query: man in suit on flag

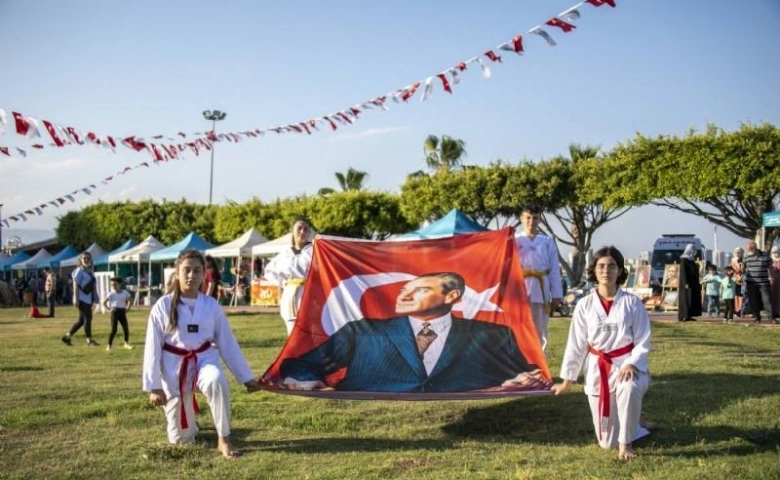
[280,272,548,393]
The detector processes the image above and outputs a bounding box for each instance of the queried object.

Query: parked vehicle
[650,234,707,291]
[555,282,593,317]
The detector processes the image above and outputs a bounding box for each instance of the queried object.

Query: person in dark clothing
[677,244,702,322]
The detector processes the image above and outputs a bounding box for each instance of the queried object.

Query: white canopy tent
[61,242,107,268]
[250,233,293,257]
[206,228,269,306]
[107,235,167,305]
[206,228,268,258]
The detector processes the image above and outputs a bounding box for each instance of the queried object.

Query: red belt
[587,342,634,438]
[163,341,211,429]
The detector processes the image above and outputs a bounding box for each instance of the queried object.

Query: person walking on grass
[143,249,261,459]
[103,277,134,352]
[62,253,100,346]
[552,246,652,461]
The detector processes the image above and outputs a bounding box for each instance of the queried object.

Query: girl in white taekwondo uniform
[142,249,261,459]
[552,246,652,461]
[263,217,314,336]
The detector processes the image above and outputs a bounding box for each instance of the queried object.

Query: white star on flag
[452,284,503,318]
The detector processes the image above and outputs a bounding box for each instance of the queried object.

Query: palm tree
[318,167,369,195]
[423,135,467,174]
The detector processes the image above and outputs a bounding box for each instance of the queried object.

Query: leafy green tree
[538,145,630,285]
[318,167,369,195]
[423,135,467,174]
[603,123,780,244]
[400,162,519,228]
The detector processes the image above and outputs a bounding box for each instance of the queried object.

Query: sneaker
[106,345,113,352]
[123,343,134,350]
[86,339,100,346]
[61,335,72,346]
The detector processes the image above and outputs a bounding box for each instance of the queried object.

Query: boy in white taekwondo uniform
[142,249,260,459]
[553,246,652,461]
[514,205,563,352]
[263,217,314,336]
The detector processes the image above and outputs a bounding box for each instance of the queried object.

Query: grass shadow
[244,436,457,454]
[440,372,779,454]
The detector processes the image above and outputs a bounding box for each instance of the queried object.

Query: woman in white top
[263,217,314,336]
[142,249,261,459]
[552,246,652,461]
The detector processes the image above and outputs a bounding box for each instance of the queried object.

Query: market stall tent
[60,242,107,268]
[0,251,30,272]
[39,245,80,269]
[108,236,166,263]
[149,232,215,262]
[390,209,487,240]
[251,233,293,257]
[93,239,137,267]
[11,248,52,270]
[205,228,268,258]
[206,228,269,306]
[107,236,167,305]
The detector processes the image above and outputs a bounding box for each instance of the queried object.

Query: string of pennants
[0,0,616,228]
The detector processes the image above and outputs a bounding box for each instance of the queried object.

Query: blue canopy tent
[149,232,215,292]
[39,246,80,270]
[1,251,30,271]
[149,232,215,263]
[0,251,30,281]
[391,209,488,240]
[95,239,137,267]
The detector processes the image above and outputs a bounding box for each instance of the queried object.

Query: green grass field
[0,307,778,480]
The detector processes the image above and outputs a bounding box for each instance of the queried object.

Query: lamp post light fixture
[202,109,227,205]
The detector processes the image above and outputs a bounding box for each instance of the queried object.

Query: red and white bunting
[0,0,617,226]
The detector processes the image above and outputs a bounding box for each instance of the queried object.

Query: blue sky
[1,0,779,257]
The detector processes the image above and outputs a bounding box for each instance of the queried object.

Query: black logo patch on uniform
[187,324,199,333]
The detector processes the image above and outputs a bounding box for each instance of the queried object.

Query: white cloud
[329,126,409,142]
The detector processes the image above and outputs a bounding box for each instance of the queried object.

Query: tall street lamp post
[202,109,227,205]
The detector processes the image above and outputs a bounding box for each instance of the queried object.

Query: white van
[650,234,706,287]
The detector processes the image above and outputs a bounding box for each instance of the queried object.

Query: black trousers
[723,298,735,320]
[46,292,56,317]
[69,301,94,337]
[745,282,773,321]
[108,308,130,345]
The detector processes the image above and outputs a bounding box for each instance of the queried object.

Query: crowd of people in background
[676,241,780,324]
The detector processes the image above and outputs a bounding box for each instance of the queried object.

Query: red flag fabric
[546,18,576,33]
[261,228,552,400]
[12,112,32,136]
[437,73,452,93]
[512,34,524,53]
[484,50,503,63]
[42,120,65,147]
[586,0,616,7]
[400,82,421,102]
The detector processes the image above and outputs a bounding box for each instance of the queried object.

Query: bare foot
[618,443,636,461]
[217,438,240,459]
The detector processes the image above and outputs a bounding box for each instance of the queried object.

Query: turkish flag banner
[261,228,552,400]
